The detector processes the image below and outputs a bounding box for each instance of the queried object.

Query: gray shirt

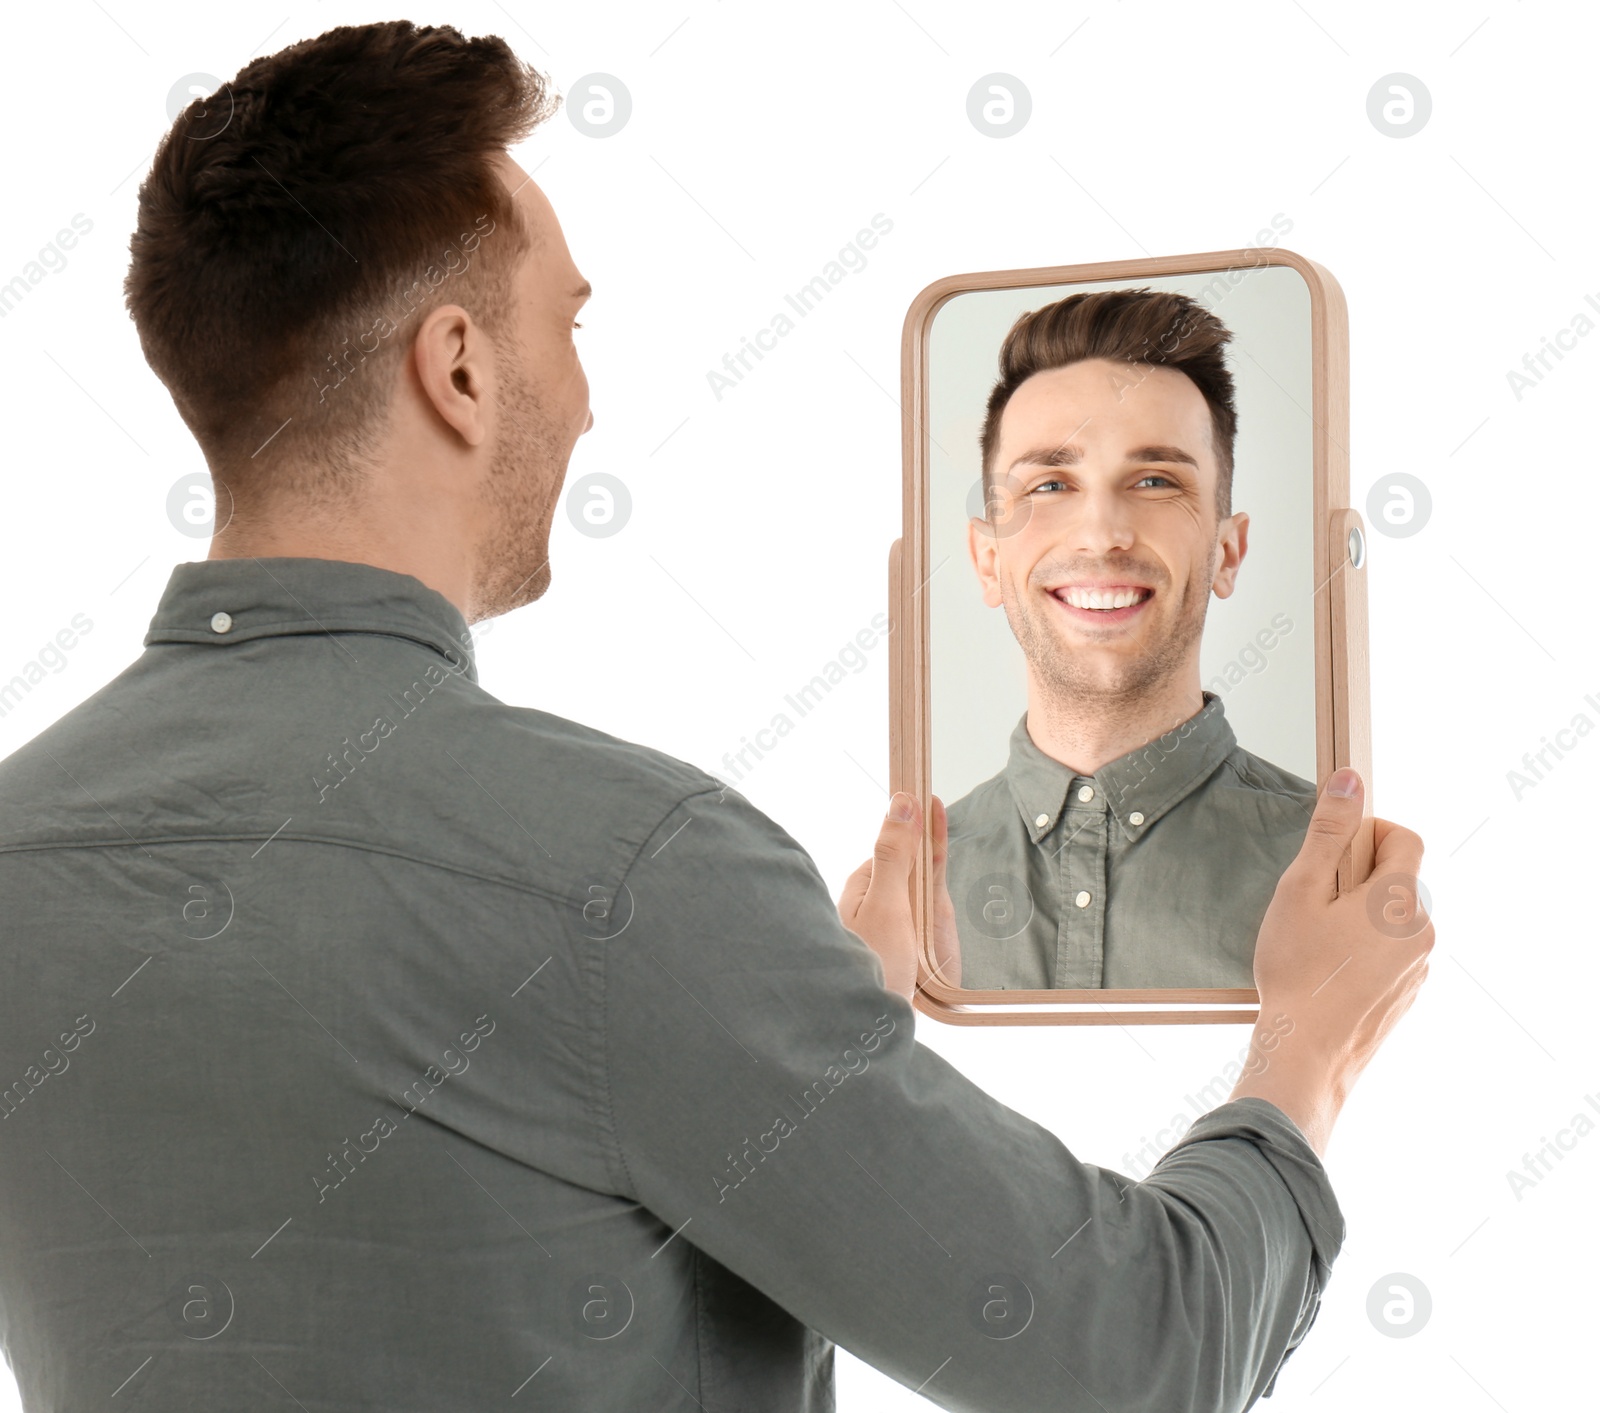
[0,557,1342,1411]
[947,697,1317,990]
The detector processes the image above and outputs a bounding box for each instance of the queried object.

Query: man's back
[0,556,1342,1411]
[0,557,774,1407]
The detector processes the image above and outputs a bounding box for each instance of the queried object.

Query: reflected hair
[978,287,1239,520]
[123,21,559,497]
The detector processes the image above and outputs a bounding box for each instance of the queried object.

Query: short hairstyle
[124,21,559,494]
[978,287,1239,521]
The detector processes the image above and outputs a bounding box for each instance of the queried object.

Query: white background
[0,1,1594,1408]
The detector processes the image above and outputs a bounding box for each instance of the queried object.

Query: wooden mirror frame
[888,247,1371,1027]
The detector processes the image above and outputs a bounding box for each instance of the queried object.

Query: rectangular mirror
[889,248,1371,1025]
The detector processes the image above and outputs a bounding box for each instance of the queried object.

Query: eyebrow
[1006,443,1198,474]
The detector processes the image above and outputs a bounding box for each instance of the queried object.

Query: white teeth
[1059,587,1147,610]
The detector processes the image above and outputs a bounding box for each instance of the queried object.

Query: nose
[1071,484,1136,554]
[584,407,594,433]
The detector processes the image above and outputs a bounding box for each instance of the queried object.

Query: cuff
[1165,1096,1346,1399]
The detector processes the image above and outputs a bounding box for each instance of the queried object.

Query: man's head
[968,288,1248,708]
[124,21,591,621]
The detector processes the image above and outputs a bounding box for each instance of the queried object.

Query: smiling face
[969,356,1248,708]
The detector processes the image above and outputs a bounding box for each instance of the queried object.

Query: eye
[572,321,583,330]
[1134,472,1177,489]
[1029,477,1068,494]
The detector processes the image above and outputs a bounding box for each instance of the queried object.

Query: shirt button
[210,612,234,634]
[1129,811,1145,826]
[1034,812,1050,829]
[1077,784,1095,802]
[1074,890,1092,908]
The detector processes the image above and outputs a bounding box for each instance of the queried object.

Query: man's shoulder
[463,699,735,830]
[0,666,735,886]
[1220,742,1318,803]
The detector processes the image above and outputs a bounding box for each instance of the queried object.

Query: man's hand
[837,792,962,1002]
[1230,767,1434,1156]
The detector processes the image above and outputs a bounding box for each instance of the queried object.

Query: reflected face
[968,356,1247,703]
[472,152,594,620]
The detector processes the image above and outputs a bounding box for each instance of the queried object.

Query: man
[0,22,1431,1412]
[947,289,1316,991]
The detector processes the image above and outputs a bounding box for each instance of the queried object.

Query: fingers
[1362,819,1428,963]
[929,795,948,873]
[837,858,874,928]
[924,795,949,920]
[1369,815,1425,882]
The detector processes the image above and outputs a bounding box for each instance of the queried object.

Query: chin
[470,557,551,624]
[505,564,552,613]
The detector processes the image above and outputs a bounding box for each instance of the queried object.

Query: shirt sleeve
[595,784,1344,1412]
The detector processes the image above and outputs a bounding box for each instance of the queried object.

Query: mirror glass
[927,265,1317,992]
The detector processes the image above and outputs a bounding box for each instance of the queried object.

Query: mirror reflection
[928,266,1319,991]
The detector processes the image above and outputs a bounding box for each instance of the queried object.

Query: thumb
[869,792,922,895]
[1287,766,1364,883]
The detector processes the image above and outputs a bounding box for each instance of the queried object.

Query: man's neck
[1024,672,1206,777]
[208,508,477,620]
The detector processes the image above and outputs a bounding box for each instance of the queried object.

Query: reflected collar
[143,556,478,682]
[1004,692,1237,842]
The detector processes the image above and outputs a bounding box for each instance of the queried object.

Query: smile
[1048,585,1154,625]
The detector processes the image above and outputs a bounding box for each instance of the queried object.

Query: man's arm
[592,784,1353,1412]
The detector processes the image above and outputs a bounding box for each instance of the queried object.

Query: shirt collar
[143,556,478,683]
[1004,691,1237,843]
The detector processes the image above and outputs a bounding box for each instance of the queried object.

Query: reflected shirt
[946,694,1317,990]
[0,558,1340,1411]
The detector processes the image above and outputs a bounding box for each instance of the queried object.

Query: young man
[0,21,1431,1411]
[947,290,1314,990]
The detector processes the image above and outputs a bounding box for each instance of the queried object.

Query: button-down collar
[1004,692,1238,844]
[144,556,478,683]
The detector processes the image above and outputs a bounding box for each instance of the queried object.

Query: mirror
[890,249,1371,1025]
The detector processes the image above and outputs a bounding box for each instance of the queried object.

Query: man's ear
[1211,510,1250,599]
[411,303,490,447]
[967,515,1005,608]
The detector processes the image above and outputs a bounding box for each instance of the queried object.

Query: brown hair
[124,21,559,496]
[978,287,1239,520]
